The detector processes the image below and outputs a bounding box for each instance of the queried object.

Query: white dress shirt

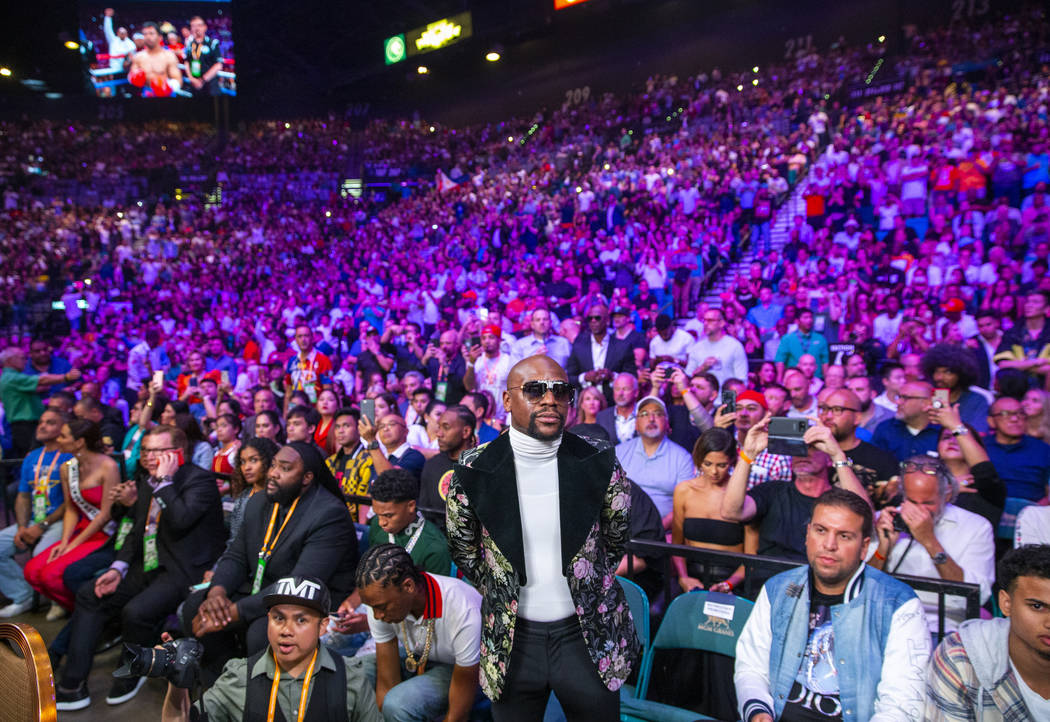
[879,504,994,633]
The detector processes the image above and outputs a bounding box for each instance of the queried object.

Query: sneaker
[46,603,68,621]
[0,599,33,618]
[55,683,91,711]
[106,675,146,705]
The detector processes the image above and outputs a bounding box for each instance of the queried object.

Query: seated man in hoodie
[925,544,1050,720]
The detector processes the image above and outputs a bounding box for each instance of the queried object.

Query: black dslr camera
[114,637,203,689]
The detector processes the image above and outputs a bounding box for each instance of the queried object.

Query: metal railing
[625,539,981,641]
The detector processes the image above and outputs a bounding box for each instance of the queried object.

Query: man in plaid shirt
[924,544,1050,721]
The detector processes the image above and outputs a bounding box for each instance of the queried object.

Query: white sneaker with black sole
[106,675,147,705]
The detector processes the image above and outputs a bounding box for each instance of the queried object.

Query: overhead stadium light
[417,65,429,74]
[486,51,501,62]
[0,68,12,77]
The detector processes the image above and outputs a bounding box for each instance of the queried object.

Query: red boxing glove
[128,67,147,87]
[149,75,173,97]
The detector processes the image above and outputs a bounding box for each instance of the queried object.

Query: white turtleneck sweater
[509,426,575,621]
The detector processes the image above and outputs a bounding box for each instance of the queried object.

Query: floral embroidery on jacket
[446,434,640,699]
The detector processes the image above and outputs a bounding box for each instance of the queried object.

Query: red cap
[736,390,768,410]
[482,324,502,339]
[941,298,965,313]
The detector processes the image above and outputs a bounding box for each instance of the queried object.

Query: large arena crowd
[1,6,1050,721]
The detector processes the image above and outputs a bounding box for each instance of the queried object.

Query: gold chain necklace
[401,618,435,674]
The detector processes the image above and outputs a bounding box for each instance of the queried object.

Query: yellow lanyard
[260,497,299,560]
[267,647,318,722]
[33,450,61,496]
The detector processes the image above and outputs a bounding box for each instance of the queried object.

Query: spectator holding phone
[928,402,1005,529]
[721,416,872,563]
[55,424,225,710]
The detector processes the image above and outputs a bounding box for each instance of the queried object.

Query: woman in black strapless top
[672,428,757,593]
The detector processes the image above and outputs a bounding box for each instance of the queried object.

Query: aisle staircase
[700,175,809,308]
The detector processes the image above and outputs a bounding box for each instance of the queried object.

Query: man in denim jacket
[735,488,931,721]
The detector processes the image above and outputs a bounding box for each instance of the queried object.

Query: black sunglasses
[509,380,576,403]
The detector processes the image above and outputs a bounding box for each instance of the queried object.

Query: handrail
[625,538,981,641]
[224,491,983,640]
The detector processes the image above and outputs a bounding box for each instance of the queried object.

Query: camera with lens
[114,637,203,689]
[891,510,911,535]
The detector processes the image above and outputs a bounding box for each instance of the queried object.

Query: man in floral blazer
[446,355,640,721]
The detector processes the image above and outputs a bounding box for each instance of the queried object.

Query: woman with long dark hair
[672,428,756,594]
[24,419,120,610]
[202,437,281,584]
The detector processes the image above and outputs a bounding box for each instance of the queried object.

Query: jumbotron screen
[79,1,235,98]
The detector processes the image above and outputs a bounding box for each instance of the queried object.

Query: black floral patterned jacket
[445,430,640,700]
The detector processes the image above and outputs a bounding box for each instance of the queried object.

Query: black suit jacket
[565,331,637,402]
[210,482,358,623]
[595,406,636,445]
[115,463,225,585]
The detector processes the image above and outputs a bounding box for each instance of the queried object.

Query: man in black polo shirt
[183,15,223,96]
[418,405,476,531]
[819,388,897,505]
[721,420,872,563]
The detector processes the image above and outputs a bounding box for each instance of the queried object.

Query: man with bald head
[872,381,943,462]
[446,356,639,720]
[595,372,639,443]
[565,303,637,404]
[423,329,468,404]
[819,388,898,502]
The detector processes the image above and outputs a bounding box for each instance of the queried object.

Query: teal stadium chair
[543,579,650,722]
[616,576,651,701]
[997,497,1037,543]
[621,590,754,722]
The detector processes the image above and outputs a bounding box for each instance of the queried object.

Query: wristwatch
[931,551,949,565]
[38,520,50,531]
[367,440,381,451]
[832,459,852,469]
[950,426,969,437]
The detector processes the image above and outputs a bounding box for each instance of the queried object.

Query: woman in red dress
[24,419,119,610]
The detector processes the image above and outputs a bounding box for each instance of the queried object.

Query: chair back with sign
[0,623,57,722]
[621,590,753,722]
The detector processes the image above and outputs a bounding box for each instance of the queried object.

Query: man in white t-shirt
[900,154,930,217]
[649,314,694,367]
[357,544,482,722]
[102,9,137,71]
[685,307,748,386]
[464,324,511,422]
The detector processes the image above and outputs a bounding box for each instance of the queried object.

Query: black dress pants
[180,587,269,680]
[491,615,619,722]
[61,569,185,687]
